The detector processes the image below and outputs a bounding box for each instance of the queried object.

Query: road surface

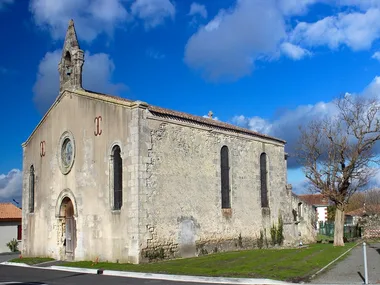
[0,264,283,285]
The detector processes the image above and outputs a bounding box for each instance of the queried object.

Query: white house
[0,203,22,253]
[299,194,330,229]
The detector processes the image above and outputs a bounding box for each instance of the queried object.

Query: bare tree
[345,192,365,212]
[296,95,380,246]
[364,188,380,214]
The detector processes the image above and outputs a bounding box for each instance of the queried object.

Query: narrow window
[112,146,123,210]
[17,225,22,240]
[29,165,35,213]
[298,202,303,219]
[221,146,230,208]
[260,153,268,208]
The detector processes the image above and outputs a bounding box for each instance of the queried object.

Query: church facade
[21,20,316,264]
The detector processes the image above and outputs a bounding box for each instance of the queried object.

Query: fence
[319,221,362,238]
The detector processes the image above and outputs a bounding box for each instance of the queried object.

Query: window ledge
[222,208,232,217]
[111,210,121,215]
[262,207,270,216]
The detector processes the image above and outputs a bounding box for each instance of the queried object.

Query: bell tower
[58,19,84,93]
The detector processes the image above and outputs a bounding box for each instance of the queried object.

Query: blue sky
[1,0,380,202]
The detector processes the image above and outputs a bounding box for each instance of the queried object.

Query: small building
[298,194,330,229]
[0,203,22,253]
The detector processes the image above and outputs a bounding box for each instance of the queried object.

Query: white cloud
[233,99,338,168]
[290,8,380,51]
[202,113,219,121]
[232,115,272,134]
[281,42,312,60]
[189,2,207,19]
[277,0,318,16]
[0,169,22,203]
[146,48,165,60]
[0,0,13,10]
[29,0,130,42]
[232,76,380,169]
[184,0,286,81]
[33,49,127,114]
[372,52,380,61]
[361,76,380,98]
[130,0,175,29]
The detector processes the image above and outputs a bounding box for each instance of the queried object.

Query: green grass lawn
[60,242,357,282]
[10,257,55,265]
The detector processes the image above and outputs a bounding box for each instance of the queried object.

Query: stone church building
[21,20,316,264]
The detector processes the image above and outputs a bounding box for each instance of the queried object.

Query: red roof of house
[346,205,380,216]
[0,203,22,221]
[298,194,330,206]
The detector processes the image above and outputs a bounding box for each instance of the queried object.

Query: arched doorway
[59,197,76,259]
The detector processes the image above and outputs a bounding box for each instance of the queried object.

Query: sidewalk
[310,242,380,284]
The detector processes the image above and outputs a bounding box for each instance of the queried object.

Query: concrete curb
[1,262,31,268]
[50,265,289,284]
[0,262,289,284]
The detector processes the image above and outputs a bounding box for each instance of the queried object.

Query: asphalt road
[0,253,19,263]
[0,265,234,285]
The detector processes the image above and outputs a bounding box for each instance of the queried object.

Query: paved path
[310,242,380,284]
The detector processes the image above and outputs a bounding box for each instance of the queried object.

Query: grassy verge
[9,257,55,265]
[61,243,357,282]
[316,234,334,243]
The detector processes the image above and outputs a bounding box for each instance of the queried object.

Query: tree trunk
[334,207,345,246]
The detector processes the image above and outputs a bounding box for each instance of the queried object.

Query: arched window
[220,146,230,208]
[29,165,35,213]
[112,145,123,210]
[260,153,268,208]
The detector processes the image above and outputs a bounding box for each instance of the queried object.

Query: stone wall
[287,192,317,245]
[21,90,139,263]
[359,214,380,238]
[138,113,297,261]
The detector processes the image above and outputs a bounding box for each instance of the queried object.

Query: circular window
[58,131,75,175]
[61,138,73,167]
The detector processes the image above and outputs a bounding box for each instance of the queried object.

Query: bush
[277,216,284,246]
[257,230,264,249]
[6,238,19,252]
[270,224,277,246]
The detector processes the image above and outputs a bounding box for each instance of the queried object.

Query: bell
[66,66,72,75]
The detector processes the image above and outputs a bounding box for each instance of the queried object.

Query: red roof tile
[84,89,286,144]
[298,194,330,206]
[0,203,22,220]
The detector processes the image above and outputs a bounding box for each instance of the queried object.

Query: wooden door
[65,217,75,253]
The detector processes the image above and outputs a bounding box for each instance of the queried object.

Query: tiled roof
[346,205,380,216]
[83,89,286,144]
[0,203,22,221]
[298,194,330,206]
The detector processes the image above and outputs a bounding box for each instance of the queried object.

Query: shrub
[277,216,284,246]
[257,230,264,249]
[270,224,277,246]
[6,238,19,252]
